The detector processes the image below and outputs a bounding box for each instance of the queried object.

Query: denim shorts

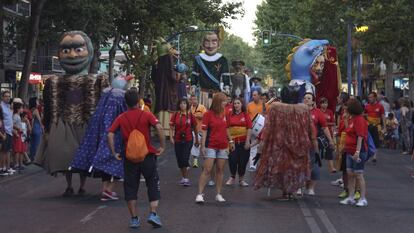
[346,152,367,173]
[205,148,229,159]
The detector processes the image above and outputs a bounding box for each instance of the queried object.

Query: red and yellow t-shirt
[321,108,334,134]
[202,111,228,149]
[365,102,384,124]
[227,112,252,143]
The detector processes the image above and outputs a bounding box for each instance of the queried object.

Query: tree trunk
[18,0,47,102]
[408,52,414,100]
[108,33,121,83]
[88,43,100,74]
[385,61,395,102]
[0,1,4,71]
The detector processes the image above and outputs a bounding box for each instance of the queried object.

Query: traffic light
[262,30,271,46]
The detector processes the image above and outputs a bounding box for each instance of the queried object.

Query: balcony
[3,0,31,17]
[3,47,25,68]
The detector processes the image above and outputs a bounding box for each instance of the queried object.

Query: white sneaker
[296,188,303,196]
[248,166,256,172]
[208,180,215,186]
[340,183,344,189]
[340,197,356,205]
[226,177,235,186]
[356,198,368,207]
[331,178,343,186]
[195,194,205,203]
[239,180,249,187]
[306,189,316,196]
[215,194,226,202]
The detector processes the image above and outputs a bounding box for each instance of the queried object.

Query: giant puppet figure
[70,75,130,197]
[35,31,109,196]
[254,86,314,200]
[230,60,250,102]
[190,29,230,106]
[151,38,178,113]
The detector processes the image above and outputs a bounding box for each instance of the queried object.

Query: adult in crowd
[340,99,369,207]
[247,90,267,171]
[190,94,206,168]
[302,93,334,195]
[170,98,198,186]
[226,97,252,187]
[0,91,14,176]
[319,97,336,173]
[399,97,412,155]
[196,92,232,203]
[28,97,43,161]
[364,92,385,164]
[108,89,165,228]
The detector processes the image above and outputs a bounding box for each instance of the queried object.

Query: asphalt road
[1,145,414,233]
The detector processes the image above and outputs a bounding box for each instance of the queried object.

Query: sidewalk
[0,164,43,184]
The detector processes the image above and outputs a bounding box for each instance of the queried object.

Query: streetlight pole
[347,22,353,95]
[357,49,362,96]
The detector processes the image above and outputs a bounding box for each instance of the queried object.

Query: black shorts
[0,134,13,152]
[123,154,160,202]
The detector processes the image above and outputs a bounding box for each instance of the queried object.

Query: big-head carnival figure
[190,29,230,107]
[35,31,109,196]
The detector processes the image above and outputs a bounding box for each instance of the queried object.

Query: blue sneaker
[129,217,140,228]
[147,213,162,228]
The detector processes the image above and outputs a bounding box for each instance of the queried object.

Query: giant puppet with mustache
[35,31,109,196]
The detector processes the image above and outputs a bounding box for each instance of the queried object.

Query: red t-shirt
[109,109,160,154]
[344,115,368,154]
[311,108,327,129]
[227,112,252,142]
[321,108,334,134]
[365,102,384,119]
[169,112,196,142]
[225,104,233,115]
[202,111,229,149]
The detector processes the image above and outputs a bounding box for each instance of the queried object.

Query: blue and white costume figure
[285,39,329,103]
[70,75,131,178]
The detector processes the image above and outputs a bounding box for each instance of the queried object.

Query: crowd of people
[0,91,43,177]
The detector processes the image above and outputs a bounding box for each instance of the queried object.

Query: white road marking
[298,199,323,233]
[315,209,338,233]
[80,205,107,224]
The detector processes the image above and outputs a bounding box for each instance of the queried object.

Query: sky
[224,0,264,46]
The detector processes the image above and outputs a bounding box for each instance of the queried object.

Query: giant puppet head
[202,27,225,56]
[285,39,329,101]
[285,39,329,84]
[58,31,94,75]
[202,32,220,56]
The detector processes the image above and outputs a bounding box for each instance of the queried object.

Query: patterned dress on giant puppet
[70,75,131,179]
[34,31,109,175]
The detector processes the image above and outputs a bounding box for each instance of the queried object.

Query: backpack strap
[262,102,266,114]
[124,110,144,135]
